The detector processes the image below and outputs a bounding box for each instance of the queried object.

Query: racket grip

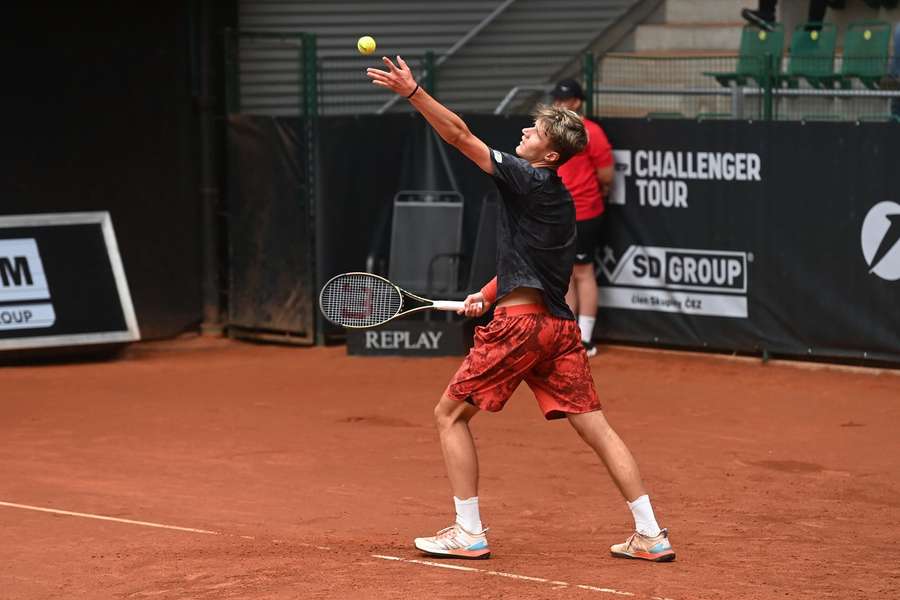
[432,301,466,311]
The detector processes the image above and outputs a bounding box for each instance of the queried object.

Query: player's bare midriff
[496,286,545,308]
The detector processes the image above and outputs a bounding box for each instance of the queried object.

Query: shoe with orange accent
[610,528,676,562]
[414,523,491,559]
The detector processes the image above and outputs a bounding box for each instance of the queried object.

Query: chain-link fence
[318,51,435,116]
[496,53,900,122]
[588,53,900,122]
[225,30,439,116]
[225,30,900,122]
[224,30,318,117]
[593,55,768,120]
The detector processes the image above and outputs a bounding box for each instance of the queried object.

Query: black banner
[0,213,140,351]
[228,114,900,363]
[226,116,315,343]
[596,119,900,362]
[346,319,475,356]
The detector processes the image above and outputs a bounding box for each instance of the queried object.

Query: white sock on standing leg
[627,494,661,537]
[453,496,483,533]
[578,315,596,343]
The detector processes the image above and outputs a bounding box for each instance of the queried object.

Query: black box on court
[346,319,475,357]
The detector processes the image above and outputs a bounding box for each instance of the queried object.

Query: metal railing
[225,33,900,122]
[495,54,900,122]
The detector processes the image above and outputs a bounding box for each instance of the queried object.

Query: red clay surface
[1,336,899,599]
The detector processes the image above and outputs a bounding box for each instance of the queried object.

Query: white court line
[1,500,662,598]
[0,501,221,535]
[372,554,660,598]
[0,500,334,551]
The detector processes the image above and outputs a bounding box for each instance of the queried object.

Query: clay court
[2,337,899,599]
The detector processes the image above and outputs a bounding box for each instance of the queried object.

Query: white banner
[0,303,56,330]
[0,239,50,302]
[600,287,748,318]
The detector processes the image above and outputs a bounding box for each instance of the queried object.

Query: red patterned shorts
[445,304,601,420]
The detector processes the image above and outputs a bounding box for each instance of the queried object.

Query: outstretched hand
[366,56,418,97]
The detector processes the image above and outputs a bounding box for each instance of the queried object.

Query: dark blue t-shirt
[489,148,576,320]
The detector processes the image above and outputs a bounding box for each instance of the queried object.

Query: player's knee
[434,394,470,430]
[433,397,454,429]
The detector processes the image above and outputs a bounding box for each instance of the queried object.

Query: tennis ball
[357,36,376,55]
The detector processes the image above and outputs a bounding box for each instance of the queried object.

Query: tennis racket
[319,272,479,329]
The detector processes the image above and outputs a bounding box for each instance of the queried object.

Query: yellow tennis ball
[357,36,376,55]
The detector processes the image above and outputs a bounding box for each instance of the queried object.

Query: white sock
[578,315,596,343]
[627,494,661,537]
[453,496,482,533]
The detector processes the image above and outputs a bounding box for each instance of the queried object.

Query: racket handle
[433,300,484,313]
[432,301,466,311]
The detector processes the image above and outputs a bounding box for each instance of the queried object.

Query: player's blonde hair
[532,104,587,166]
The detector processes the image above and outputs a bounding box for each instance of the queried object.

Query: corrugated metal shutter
[237,0,500,115]
[236,0,644,115]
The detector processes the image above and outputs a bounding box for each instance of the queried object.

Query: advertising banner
[0,212,140,351]
[346,320,475,356]
[596,119,900,363]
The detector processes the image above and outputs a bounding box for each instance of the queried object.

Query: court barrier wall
[225,113,900,363]
[226,116,316,344]
[596,118,900,363]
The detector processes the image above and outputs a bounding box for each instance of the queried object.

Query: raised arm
[367,56,492,174]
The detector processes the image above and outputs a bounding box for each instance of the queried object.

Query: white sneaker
[610,528,676,562]
[414,523,491,559]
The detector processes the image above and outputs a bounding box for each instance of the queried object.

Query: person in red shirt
[551,79,614,357]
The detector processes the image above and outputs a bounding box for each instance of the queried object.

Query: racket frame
[318,272,466,329]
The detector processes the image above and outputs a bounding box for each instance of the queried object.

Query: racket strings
[320,274,402,328]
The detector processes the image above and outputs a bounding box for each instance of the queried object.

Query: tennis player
[367,57,675,562]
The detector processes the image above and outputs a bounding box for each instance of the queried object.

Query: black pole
[194,0,223,333]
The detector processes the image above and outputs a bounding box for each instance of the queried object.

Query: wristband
[480,276,498,304]
[406,84,419,99]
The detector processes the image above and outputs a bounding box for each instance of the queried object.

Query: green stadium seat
[832,21,892,90]
[704,25,784,87]
[777,22,838,89]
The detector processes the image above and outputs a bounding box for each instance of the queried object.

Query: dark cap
[550,79,585,101]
